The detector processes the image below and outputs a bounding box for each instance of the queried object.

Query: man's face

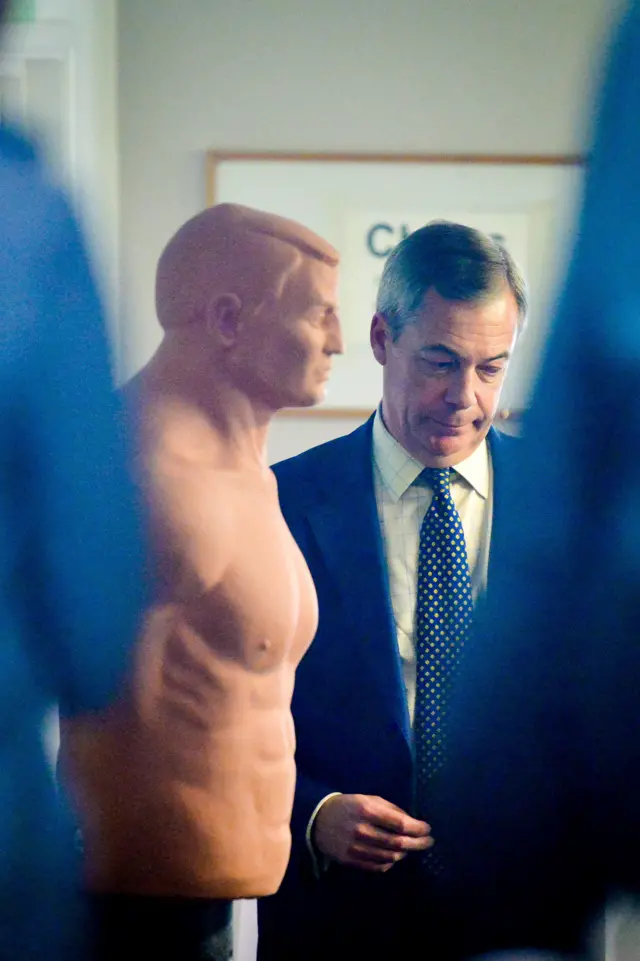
[371,286,519,467]
[243,257,343,410]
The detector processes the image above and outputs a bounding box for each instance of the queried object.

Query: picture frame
[206,150,584,418]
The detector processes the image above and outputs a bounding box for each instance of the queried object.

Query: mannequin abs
[60,402,318,899]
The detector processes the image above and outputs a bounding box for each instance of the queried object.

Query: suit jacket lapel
[306,417,412,744]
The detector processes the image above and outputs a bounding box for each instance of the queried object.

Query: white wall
[3,0,120,341]
[69,0,120,343]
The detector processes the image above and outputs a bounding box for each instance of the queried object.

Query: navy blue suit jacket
[258,416,517,960]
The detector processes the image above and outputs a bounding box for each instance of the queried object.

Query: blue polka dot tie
[414,468,473,859]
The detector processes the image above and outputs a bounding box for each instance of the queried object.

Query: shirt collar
[372,407,490,503]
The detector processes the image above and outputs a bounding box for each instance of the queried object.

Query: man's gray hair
[375,220,528,340]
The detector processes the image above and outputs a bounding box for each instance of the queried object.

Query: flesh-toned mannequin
[59,203,342,958]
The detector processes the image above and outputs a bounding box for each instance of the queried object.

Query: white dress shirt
[372,408,493,721]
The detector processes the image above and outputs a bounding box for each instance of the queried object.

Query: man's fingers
[315,796,435,870]
[363,798,431,838]
[354,822,433,853]
[355,823,436,855]
[396,833,434,852]
[348,843,406,866]
[391,814,431,837]
[346,830,435,871]
[355,822,406,851]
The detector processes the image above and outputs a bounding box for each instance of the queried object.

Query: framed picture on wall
[206,150,584,418]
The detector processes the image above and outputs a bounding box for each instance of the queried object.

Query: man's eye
[426,360,453,371]
[480,366,503,377]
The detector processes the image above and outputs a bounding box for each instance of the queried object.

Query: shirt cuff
[305,792,342,879]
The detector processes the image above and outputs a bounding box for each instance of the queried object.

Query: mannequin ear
[205,294,243,347]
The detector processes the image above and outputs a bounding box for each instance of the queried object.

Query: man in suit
[258,221,527,960]
[429,3,640,959]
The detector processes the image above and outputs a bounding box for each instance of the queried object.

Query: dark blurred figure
[0,3,146,958]
[431,2,640,958]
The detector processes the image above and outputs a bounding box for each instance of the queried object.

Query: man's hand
[312,794,433,872]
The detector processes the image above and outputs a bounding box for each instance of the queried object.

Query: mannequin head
[155,204,342,410]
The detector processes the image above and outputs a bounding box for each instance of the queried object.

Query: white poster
[339,210,533,348]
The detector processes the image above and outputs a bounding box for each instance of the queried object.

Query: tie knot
[421,467,451,496]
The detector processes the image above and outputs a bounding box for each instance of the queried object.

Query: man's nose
[444,370,475,409]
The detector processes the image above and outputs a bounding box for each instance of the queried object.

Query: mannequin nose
[326,316,345,356]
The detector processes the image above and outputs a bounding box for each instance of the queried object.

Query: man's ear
[205,294,243,347]
[370,313,391,366]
